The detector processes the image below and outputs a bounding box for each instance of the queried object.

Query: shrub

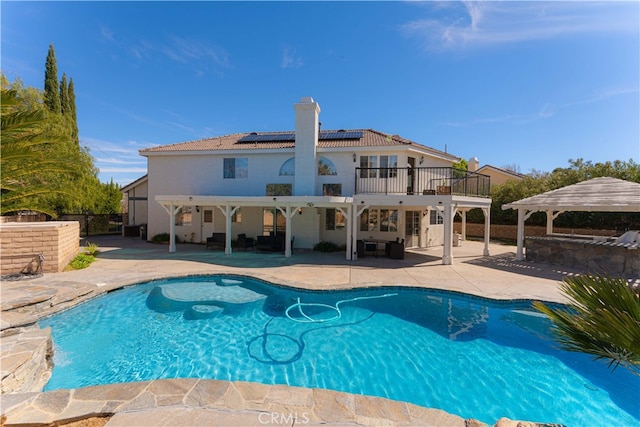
[534,275,640,375]
[313,241,343,252]
[67,253,96,270]
[83,241,99,256]
[152,233,169,243]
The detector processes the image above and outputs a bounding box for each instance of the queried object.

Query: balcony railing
[355,167,491,197]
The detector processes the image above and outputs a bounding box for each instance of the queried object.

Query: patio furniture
[256,234,286,252]
[206,232,225,250]
[388,239,405,259]
[236,234,255,250]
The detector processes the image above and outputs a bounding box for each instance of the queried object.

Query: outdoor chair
[206,233,225,250]
[236,233,255,250]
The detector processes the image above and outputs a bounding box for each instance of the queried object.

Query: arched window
[278,156,338,176]
[318,157,337,175]
[279,158,295,176]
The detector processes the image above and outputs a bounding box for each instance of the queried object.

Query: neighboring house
[121,174,148,235]
[130,97,492,264]
[468,159,524,187]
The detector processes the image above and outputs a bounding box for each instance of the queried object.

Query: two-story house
[131,97,492,264]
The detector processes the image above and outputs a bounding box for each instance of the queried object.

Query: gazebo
[502,177,640,261]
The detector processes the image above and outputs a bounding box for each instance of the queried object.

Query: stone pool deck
[1,236,587,426]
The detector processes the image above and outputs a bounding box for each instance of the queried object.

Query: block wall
[0,222,80,275]
[454,223,617,241]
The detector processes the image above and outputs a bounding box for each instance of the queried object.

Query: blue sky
[2,1,639,186]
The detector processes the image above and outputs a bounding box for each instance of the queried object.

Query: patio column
[460,210,467,241]
[225,204,233,255]
[284,205,296,258]
[442,204,454,265]
[337,206,351,260]
[482,207,490,256]
[545,210,564,235]
[161,203,182,253]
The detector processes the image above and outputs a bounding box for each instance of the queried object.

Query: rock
[466,418,489,427]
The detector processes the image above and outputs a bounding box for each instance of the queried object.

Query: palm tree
[1,89,81,216]
[534,275,640,375]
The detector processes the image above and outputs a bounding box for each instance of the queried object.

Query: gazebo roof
[502,177,640,212]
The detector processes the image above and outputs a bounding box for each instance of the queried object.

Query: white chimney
[294,97,320,196]
[468,157,479,172]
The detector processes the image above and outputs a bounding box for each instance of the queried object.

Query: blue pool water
[40,275,639,426]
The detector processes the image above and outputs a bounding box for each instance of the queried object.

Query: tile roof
[140,129,458,160]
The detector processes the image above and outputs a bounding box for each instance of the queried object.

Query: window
[266,184,292,196]
[279,156,338,176]
[360,208,398,232]
[279,158,295,176]
[232,209,242,223]
[360,208,378,232]
[318,157,337,175]
[380,209,398,232]
[326,209,346,231]
[322,184,342,196]
[430,210,444,225]
[263,208,286,235]
[175,206,192,226]
[359,156,377,178]
[203,210,213,223]
[223,158,248,179]
[380,155,398,178]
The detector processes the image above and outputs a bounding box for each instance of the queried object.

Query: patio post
[516,208,525,261]
[482,207,490,256]
[442,204,454,265]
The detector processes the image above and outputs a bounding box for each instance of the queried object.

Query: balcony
[355,167,491,198]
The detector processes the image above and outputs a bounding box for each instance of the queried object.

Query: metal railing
[355,167,490,197]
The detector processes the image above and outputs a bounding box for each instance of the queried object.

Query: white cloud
[443,87,637,127]
[281,46,303,69]
[100,25,115,42]
[402,1,639,51]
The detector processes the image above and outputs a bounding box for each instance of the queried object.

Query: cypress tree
[44,44,61,113]
[60,73,69,115]
[68,78,79,144]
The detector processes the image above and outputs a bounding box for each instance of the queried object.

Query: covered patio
[155,193,492,265]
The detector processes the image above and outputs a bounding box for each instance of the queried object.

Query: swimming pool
[40,275,639,425]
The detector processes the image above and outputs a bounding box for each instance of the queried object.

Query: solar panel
[319,131,363,140]
[237,131,362,143]
[237,133,295,143]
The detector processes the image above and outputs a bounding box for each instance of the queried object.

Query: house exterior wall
[125,179,148,226]
[146,150,459,248]
[476,167,522,187]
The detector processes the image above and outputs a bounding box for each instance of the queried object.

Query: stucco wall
[145,149,451,248]
[0,221,80,274]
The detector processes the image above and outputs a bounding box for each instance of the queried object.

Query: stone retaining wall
[0,327,52,394]
[0,222,80,274]
[525,236,640,276]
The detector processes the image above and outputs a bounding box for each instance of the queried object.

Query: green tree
[534,275,640,376]
[0,89,81,216]
[44,44,61,114]
[60,73,70,115]
[68,77,79,144]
